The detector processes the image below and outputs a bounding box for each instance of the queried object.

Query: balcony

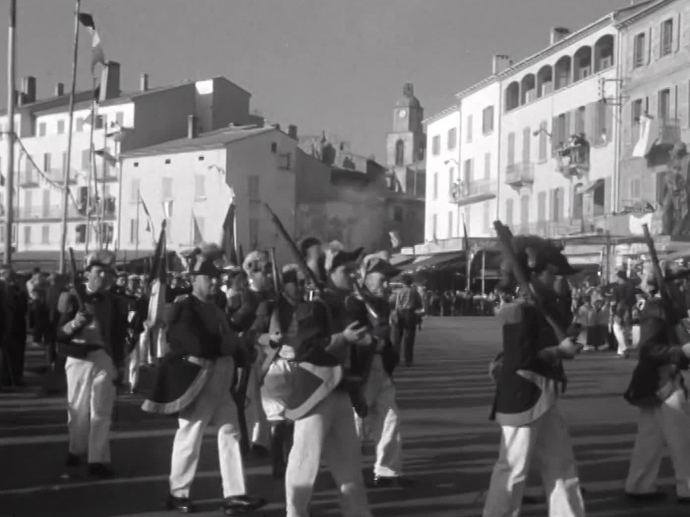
[449,178,497,206]
[504,163,534,188]
[556,144,590,178]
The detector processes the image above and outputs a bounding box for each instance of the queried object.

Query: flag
[78,13,107,75]
[220,203,238,266]
[632,114,657,158]
[192,213,203,245]
[162,200,174,219]
[139,193,154,233]
[389,230,401,250]
[147,221,169,359]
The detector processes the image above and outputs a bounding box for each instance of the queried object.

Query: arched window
[395,139,405,166]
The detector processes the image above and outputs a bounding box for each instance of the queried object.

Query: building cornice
[615,0,675,29]
[422,104,459,127]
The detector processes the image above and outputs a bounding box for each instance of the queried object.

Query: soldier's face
[86,266,108,292]
[365,272,387,295]
[330,263,356,291]
[193,274,213,300]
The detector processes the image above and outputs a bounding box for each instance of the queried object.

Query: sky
[0,0,640,161]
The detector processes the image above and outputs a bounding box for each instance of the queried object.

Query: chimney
[140,73,149,92]
[492,55,512,75]
[272,123,281,131]
[188,115,198,139]
[288,124,298,139]
[550,27,571,45]
[55,82,65,96]
[16,91,26,107]
[99,61,121,103]
[21,76,36,104]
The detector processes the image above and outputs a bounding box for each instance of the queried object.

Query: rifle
[68,247,86,311]
[641,223,682,325]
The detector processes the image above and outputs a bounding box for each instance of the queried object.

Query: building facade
[119,126,298,265]
[0,63,256,264]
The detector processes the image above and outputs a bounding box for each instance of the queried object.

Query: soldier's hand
[558,337,583,359]
[343,321,366,344]
[72,311,92,330]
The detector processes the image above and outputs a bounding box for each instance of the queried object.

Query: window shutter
[604,103,614,145]
[625,37,635,73]
[650,26,659,61]
[622,103,631,146]
[675,13,682,52]
[671,84,678,120]
[649,93,658,119]
[551,116,558,156]
[522,127,531,164]
[683,13,690,47]
[564,112,571,140]
[538,191,546,221]
[585,102,597,142]
[558,188,565,221]
[680,82,690,128]
[604,176,612,214]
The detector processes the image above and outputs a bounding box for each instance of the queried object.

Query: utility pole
[4,0,17,266]
[58,0,82,274]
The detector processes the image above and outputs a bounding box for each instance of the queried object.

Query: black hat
[361,251,401,279]
[299,237,322,257]
[500,235,577,286]
[324,247,365,273]
[188,244,223,278]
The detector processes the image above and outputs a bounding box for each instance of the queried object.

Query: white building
[119,125,299,265]
[0,63,258,267]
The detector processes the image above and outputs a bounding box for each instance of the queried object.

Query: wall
[294,149,332,203]
[424,107,461,241]
[619,0,690,214]
[208,77,252,130]
[457,81,502,238]
[499,25,620,234]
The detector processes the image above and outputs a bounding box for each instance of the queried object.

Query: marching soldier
[623,262,690,504]
[356,252,412,488]
[56,251,129,479]
[143,244,265,514]
[284,246,373,517]
[483,236,585,517]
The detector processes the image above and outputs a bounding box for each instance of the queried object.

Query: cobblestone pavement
[0,317,686,516]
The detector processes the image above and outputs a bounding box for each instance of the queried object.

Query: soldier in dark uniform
[157,244,266,515]
[623,262,690,504]
[483,236,585,517]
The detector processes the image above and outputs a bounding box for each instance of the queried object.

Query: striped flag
[220,202,238,266]
[192,213,203,245]
[78,13,107,75]
[139,192,154,233]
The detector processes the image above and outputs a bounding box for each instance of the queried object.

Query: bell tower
[386,83,425,194]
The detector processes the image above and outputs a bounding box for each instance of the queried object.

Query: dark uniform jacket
[624,296,689,407]
[491,299,567,421]
[56,289,129,367]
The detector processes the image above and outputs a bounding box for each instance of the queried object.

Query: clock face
[398,109,407,118]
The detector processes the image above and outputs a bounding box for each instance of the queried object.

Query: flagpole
[84,77,97,256]
[135,189,140,259]
[232,191,239,263]
[100,114,107,250]
[58,0,82,274]
[4,0,17,266]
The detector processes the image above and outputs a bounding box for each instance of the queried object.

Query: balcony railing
[505,163,534,188]
[556,145,590,176]
[449,178,497,206]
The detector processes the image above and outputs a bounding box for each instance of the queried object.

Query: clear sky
[1,0,637,160]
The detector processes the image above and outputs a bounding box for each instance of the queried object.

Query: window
[75,224,86,244]
[38,122,46,137]
[572,191,583,219]
[23,225,31,244]
[433,171,439,200]
[130,218,138,244]
[538,121,548,161]
[81,149,90,171]
[162,177,173,200]
[448,167,455,196]
[483,202,490,231]
[632,98,644,142]
[520,195,530,228]
[194,175,206,199]
[463,159,473,184]
[42,189,50,218]
[507,132,516,165]
[661,19,673,57]
[115,111,124,126]
[484,153,491,179]
[95,115,104,129]
[432,213,438,238]
[482,106,494,134]
[506,198,514,226]
[630,178,641,199]
[447,211,453,238]
[392,206,404,222]
[551,188,562,222]
[76,118,84,132]
[43,153,51,175]
[249,218,259,248]
[537,192,547,222]
[466,115,473,142]
[556,114,567,147]
[41,225,49,244]
[633,32,646,68]
[270,142,277,153]
[194,216,205,242]
[522,127,531,164]
[658,88,671,120]
[57,120,65,135]
[395,139,405,166]
[431,135,441,155]
[131,179,140,203]
[574,106,586,135]
[23,190,31,214]
[248,175,260,200]
[447,128,457,150]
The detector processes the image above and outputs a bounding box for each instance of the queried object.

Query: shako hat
[361,251,400,279]
[324,247,365,273]
[84,250,116,271]
[185,243,223,278]
[500,235,577,286]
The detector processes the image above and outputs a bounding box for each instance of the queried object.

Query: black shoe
[87,463,114,479]
[166,495,196,513]
[222,495,266,515]
[250,444,270,458]
[625,491,667,503]
[371,475,414,488]
[65,453,81,468]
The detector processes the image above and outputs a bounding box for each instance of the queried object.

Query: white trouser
[170,356,246,499]
[613,322,630,355]
[285,390,372,517]
[246,363,270,446]
[66,349,117,464]
[355,356,402,477]
[483,407,585,517]
[625,386,690,497]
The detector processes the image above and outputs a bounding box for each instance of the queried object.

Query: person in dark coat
[0,266,28,387]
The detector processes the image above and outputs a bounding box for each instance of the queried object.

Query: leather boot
[270,421,293,478]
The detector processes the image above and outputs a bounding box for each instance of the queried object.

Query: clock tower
[386,83,425,194]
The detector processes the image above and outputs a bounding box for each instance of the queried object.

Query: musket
[641,223,682,324]
[68,247,86,311]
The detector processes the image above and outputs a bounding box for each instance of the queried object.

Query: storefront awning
[401,252,464,271]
